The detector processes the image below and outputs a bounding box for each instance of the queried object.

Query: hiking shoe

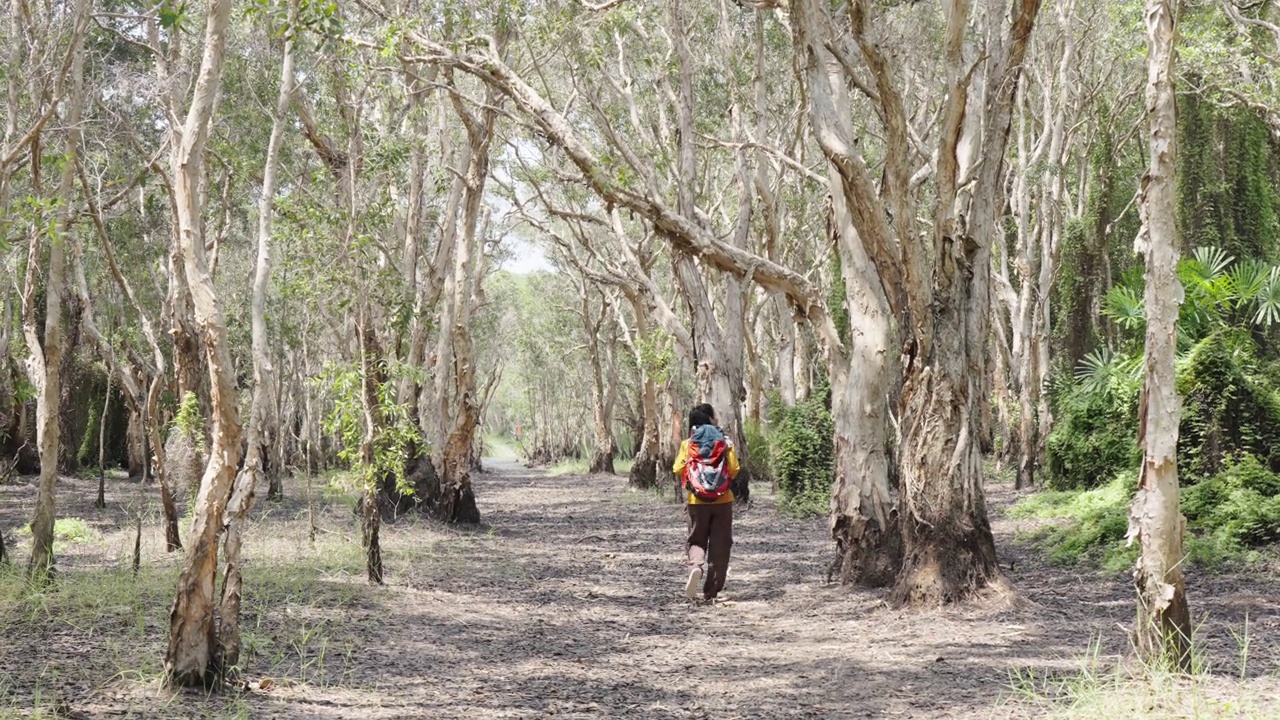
[684,568,703,600]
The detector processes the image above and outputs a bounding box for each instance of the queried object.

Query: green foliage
[1011,471,1138,570]
[1045,373,1140,490]
[1183,455,1280,548]
[742,418,772,486]
[314,361,421,497]
[16,517,100,551]
[1178,97,1280,264]
[767,388,834,518]
[1101,285,1144,332]
[157,0,188,31]
[1052,247,1280,489]
[636,328,675,385]
[1176,331,1280,479]
[827,255,851,347]
[1017,454,1280,570]
[171,391,206,453]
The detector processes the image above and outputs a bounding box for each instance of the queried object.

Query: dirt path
[2,465,1279,718]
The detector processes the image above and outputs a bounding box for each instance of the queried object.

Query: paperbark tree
[793,0,1041,603]
[994,0,1085,488]
[164,0,243,687]
[432,61,505,524]
[216,12,296,672]
[25,0,90,578]
[1129,0,1192,669]
[578,282,617,474]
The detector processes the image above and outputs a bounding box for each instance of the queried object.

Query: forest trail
[3,466,1280,719]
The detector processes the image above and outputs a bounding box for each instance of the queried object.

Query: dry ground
[2,462,1279,719]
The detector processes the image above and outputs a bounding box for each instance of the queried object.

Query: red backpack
[683,439,731,501]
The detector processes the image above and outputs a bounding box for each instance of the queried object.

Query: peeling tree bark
[434,59,505,524]
[825,184,900,587]
[1129,0,1192,669]
[163,0,242,687]
[792,0,1040,604]
[792,3,900,589]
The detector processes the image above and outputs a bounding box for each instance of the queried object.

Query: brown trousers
[686,502,733,599]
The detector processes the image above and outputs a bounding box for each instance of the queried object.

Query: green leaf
[1102,285,1145,331]
[1253,268,1280,326]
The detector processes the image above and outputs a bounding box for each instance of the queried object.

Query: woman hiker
[672,403,739,604]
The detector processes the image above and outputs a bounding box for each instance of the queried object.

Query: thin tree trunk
[26,0,89,577]
[357,306,385,584]
[216,17,294,672]
[1131,0,1191,669]
[794,330,811,403]
[95,373,110,509]
[164,0,241,687]
[147,377,182,551]
[585,288,615,474]
[436,42,506,522]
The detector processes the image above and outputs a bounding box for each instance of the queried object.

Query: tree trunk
[95,374,110,509]
[893,332,1005,605]
[793,330,811,403]
[216,18,294,672]
[357,308,385,584]
[148,377,182,551]
[585,289,616,475]
[826,183,900,587]
[1130,0,1191,669]
[434,41,506,523]
[164,0,241,687]
[775,297,797,408]
[26,0,88,577]
[628,373,660,490]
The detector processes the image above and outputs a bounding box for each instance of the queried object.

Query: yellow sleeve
[672,440,689,476]
[727,445,741,480]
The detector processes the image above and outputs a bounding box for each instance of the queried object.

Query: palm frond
[1074,348,1114,395]
[1254,267,1280,326]
[1191,246,1234,281]
[1229,259,1270,303]
[1102,285,1145,330]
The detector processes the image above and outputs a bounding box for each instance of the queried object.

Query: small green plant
[1011,472,1138,570]
[16,517,100,551]
[1182,454,1280,548]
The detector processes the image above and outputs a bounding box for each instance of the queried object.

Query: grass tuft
[1006,628,1278,719]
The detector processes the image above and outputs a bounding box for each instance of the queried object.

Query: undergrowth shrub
[767,387,834,518]
[1011,471,1138,570]
[1017,454,1280,569]
[1177,331,1280,479]
[1045,380,1140,490]
[742,419,773,487]
[1183,454,1280,547]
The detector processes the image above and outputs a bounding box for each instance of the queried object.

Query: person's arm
[726,443,741,480]
[672,440,689,477]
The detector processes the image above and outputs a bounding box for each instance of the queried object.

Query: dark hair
[688,408,713,431]
[694,403,715,421]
